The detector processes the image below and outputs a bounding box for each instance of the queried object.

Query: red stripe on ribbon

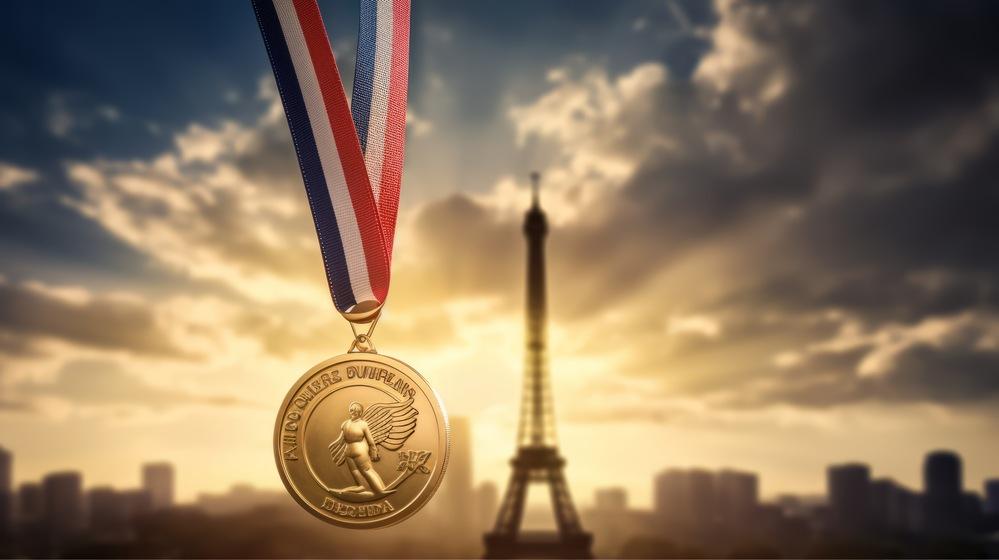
[292,0,391,301]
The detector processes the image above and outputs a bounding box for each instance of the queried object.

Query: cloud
[62,87,328,306]
[668,314,722,339]
[406,109,433,137]
[0,278,193,358]
[47,94,75,138]
[406,0,999,415]
[0,162,39,190]
[504,62,668,224]
[731,311,999,407]
[7,359,255,413]
[0,397,35,413]
[39,0,999,422]
[45,93,127,140]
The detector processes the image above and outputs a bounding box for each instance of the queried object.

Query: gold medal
[274,344,449,528]
[253,0,445,528]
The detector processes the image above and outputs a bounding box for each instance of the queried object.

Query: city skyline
[4,439,999,558]
[4,425,999,508]
[4,439,998,512]
[3,0,999,524]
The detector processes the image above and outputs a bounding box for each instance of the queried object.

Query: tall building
[485,173,591,558]
[923,450,963,534]
[124,489,153,518]
[654,469,689,522]
[476,481,499,531]
[589,487,635,556]
[594,488,628,512]
[88,487,131,535]
[827,463,871,533]
[18,482,44,523]
[195,484,285,516]
[42,471,84,541]
[688,469,716,527]
[869,478,916,532]
[0,447,10,493]
[142,462,174,510]
[962,492,983,531]
[436,416,474,536]
[0,447,11,536]
[985,479,999,515]
[716,469,758,526]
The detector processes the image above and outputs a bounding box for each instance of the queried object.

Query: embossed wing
[328,397,418,465]
[365,397,418,451]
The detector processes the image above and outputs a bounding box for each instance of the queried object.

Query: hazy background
[2,0,999,514]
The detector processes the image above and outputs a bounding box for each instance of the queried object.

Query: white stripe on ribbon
[273,0,377,303]
[364,0,394,203]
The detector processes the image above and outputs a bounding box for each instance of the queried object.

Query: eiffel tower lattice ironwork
[484,173,592,559]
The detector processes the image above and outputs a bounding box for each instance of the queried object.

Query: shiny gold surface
[274,353,449,529]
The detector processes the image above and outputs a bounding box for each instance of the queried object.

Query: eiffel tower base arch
[483,447,592,559]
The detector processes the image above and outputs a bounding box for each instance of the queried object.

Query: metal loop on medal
[349,332,376,353]
[347,307,381,354]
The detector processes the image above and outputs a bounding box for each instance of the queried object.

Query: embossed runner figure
[328,398,419,502]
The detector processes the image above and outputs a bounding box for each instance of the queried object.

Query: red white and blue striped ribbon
[252,0,409,313]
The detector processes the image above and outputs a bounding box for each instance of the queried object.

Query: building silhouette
[484,172,592,558]
[434,416,474,546]
[87,486,153,538]
[142,462,174,511]
[0,447,9,491]
[195,484,285,516]
[654,469,687,523]
[594,488,627,512]
[652,467,758,537]
[0,446,11,537]
[585,487,655,557]
[688,469,715,527]
[869,478,921,533]
[476,481,499,532]
[18,482,43,524]
[827,463,871,534]
[923,450,963,534]
[88,487,131,536]
[985,478,999,514]
[42,471,84,548]
[715,469,758,528]
[0,445,997,558]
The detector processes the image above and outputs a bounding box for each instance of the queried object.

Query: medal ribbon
[252,0,409,313]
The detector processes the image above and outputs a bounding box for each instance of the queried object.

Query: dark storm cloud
[737,340,999,409]
[0,280,189,357]
[618,0,999,264]
[408,0,999,408]
[603,0,999,318]
[0,182,150,280]
[793,147,999,280]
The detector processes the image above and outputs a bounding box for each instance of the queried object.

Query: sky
[2,0,999,509]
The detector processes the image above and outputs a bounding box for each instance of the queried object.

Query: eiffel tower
[484,173,592,559]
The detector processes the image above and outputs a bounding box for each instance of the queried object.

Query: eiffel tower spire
[484,172,592,559]
[518,170,557,449]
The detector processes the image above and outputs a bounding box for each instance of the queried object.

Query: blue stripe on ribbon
[351,0,378,152]
[253,0,358,311]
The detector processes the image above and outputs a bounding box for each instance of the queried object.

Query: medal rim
[273,352,450,529]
